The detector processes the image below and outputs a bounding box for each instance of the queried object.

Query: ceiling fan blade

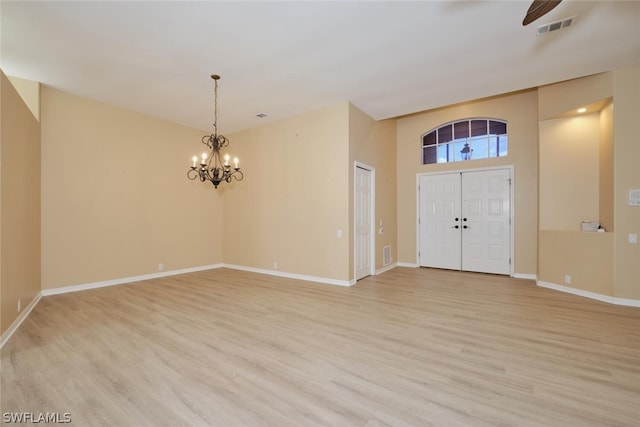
[522,0,563,26]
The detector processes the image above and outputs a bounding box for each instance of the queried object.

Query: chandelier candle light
[188,74,243,188]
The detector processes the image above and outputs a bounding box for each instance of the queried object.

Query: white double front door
[418,169,511,275]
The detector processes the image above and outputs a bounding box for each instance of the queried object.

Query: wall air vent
[537,15,576,36]
[383,246,392,266]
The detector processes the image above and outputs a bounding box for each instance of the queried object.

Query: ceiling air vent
[537,15,576,36]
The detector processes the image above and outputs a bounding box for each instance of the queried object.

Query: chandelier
[188,74,243,188]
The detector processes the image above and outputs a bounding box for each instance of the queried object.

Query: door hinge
[509,257,512,265]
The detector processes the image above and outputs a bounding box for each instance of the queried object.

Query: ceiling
[2,1,640,133]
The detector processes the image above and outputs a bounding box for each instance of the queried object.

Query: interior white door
[419,173,462,270]
[419,169,511,275]
[355,166,373,280]
[461,169,511,274]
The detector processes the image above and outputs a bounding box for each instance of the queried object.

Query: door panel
[419,173,461,270]
[355,166,372,280]
[461,169,511,274]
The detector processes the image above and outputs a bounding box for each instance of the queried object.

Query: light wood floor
[1,267,639,426]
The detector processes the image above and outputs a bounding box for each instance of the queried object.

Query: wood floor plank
[1,267,639,426]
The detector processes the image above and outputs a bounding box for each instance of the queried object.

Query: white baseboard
[512,273,537,281]
[389,266,538,281]
[41,264,223,296]
[223,264,355,287]
[396,262,419,268]
[537,280,640,307]
[375,262,397,275]
[40,262,354,298]
[0,292,42,349]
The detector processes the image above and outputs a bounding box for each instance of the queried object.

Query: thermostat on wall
[629,189,640,206]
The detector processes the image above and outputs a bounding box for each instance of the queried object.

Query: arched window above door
[422,119,508,164]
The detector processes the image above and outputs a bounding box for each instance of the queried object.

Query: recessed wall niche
[539,97,613,232]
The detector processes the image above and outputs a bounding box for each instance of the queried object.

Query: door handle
[463,225,469,229]
[452,225,460,229]
[455,217,460,221]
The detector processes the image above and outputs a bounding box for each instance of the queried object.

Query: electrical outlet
[17,298,21,312]
[158,263,164,271]
[273,262,278,270]
[564,275,571,284]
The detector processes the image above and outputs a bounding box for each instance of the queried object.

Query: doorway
[418,168,512,275]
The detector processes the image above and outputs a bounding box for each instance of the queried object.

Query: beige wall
[348,103,397,278]
[612,63,640,299]
[1,71,41,335]
[538,64,640,300]
[7,76,40,121]
[538,73,613,121]
[537,74,613,296]
[222,103,351,282]
[396,90,539,276]
[41,87,224,290]
[539,231,613,296]
[539,113,600,230]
